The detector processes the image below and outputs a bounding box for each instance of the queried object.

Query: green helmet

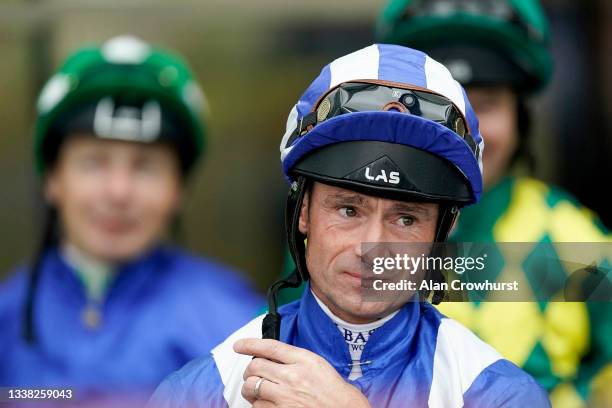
[35,35,207,174]
[376,0,553,92]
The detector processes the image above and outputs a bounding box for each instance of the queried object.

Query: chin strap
[427,204,459,304]
[23,206,58,343]
[261,269,303,340]
[262,176,310,340]
[285,177,310,283]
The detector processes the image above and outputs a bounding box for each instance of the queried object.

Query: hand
[234,338,371,408]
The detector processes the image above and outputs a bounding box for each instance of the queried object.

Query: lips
[342,271,363,287]
[344,270,361,280]
[92,216,138,234]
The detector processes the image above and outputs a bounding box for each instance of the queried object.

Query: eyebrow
[323,192,368,207]
[389,203,432,214]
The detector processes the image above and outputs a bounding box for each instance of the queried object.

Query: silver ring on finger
[254,377,265,399]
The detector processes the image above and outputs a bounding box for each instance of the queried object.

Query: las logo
[365,167,400,185]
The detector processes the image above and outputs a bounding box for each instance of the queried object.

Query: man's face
[299,182,438,324]
[45,135,182,263]
[467,86,519,189]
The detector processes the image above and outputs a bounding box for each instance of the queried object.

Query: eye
[398,215,415,227]
[339,207,357,218]
[135,157,161,174]
[76,153,105,170]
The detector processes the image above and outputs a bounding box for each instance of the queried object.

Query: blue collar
[292,288,422,379]
[45,245,169,304]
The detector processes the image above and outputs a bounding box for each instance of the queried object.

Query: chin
[85,239,151,263]
[337,295,395,321]
[355,302,396,319]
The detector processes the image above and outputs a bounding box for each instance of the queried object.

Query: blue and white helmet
[267,45,487,321]
[280,43,484,206]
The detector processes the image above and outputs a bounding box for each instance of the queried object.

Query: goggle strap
[285,111,317,149]
[464,133,479,157]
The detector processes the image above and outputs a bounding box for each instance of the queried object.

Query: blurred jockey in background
[0,35,263,406]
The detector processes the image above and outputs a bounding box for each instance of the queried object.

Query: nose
[353,217,392,259]
[105,165,134,204]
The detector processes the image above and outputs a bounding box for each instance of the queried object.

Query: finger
[253,400,276,408]
[234,338,303,364]
[241,375,281,403]
[243,357,286,384]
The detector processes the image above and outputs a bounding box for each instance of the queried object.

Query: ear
[44,171,60,205]
[298,189,310,235]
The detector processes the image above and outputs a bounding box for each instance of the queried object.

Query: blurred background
[0,0,610,290]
